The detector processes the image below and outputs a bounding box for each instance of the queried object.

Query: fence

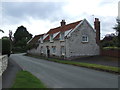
[100,49,120,58]
[0,55,8,76]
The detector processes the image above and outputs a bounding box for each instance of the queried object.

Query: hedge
[2,39,11,56]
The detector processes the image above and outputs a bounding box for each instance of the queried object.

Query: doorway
[46,46,50,57]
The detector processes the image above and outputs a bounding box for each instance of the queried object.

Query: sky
[0,0,119,39]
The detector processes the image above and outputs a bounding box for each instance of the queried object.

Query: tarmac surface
[10,54,118,88]
[2,54,119,89]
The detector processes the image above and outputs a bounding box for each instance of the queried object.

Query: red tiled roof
[29,20,82,43]
[47,20,82,34]
[28,34,44,44]
[44,20,82,41]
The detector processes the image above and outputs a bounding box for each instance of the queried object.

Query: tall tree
[14,25,32,42]
[113,19,120,47]
[13,25,32,52]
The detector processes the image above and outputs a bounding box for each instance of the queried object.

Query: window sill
[52,53,56,55]
[60,40,65,42]
[50,41,54,43]
[82,41,88,43]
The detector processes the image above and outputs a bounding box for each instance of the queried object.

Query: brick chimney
[94,18,100,45]
[60,20,66,26]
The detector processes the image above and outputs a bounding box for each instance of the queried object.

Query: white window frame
[52,46,56,54]
[60,32,65,41]
[82,35,88,42]
[50,34,53,42]
[41,46,43,53]
[61,46,65,55]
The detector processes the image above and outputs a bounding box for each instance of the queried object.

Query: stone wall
[28,40,65,57]
[66,19,100,59]
[0,55,8,76]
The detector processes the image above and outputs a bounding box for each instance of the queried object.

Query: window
[41,46,43,53]
[61,46,65,55]
[50,34,53,42]
[60,32,65,41]
[40,36,43,43]
[82,35,88,42]
[52,46,56,54]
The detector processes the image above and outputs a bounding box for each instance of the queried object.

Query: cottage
[27,18,100,59]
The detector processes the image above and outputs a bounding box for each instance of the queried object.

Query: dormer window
[40,36,43,43]
[50,34,53,42]
[82,35,88,42]
[60,32,65,41]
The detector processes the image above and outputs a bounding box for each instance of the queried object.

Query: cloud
[0,0,119,39]
[2,2,67,24]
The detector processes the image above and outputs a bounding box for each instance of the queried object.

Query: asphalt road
[10,54,118,88]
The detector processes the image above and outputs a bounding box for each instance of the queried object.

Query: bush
[2,39,11,56]
[12,46,26,53]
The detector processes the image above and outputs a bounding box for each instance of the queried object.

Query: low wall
[100,49,120,58]
[0,55,8,76]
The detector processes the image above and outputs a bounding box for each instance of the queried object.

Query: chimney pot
[95,18,99,21]
[60,19,66,26]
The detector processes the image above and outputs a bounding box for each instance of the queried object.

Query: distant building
[27,18,100,60]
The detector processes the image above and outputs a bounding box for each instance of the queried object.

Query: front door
[46,46,50,57]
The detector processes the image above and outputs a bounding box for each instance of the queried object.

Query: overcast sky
[0,0,119,39]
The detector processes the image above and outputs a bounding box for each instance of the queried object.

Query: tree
[101,33,118,47]
[113,19,120,47]
[14,25,32,42]
[13,25,32,52]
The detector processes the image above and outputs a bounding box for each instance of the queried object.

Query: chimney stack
[60,20,66,26]
[94,18,100,45]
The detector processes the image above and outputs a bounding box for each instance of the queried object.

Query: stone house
[27,18,100,59]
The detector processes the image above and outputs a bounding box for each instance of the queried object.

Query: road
[10,54,118,88]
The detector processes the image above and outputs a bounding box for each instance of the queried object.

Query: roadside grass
[12,71,46,88]
[25,54,120,74]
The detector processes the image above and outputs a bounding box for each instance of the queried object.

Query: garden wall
[0,55,8,76]
[100,49,120,58]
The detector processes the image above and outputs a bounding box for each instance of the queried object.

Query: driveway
[10,54,118,88]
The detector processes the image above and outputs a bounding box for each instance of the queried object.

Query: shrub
[2,39,11,56]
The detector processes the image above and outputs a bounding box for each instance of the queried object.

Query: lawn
[12,71,46,88]
[25,53,120,74]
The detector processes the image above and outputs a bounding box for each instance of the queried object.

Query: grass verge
[25,54,120,74]
[12,71,46,88]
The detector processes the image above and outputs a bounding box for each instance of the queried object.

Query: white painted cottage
[27,18,100,59]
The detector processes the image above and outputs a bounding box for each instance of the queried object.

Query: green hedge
[2,39,11,56]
